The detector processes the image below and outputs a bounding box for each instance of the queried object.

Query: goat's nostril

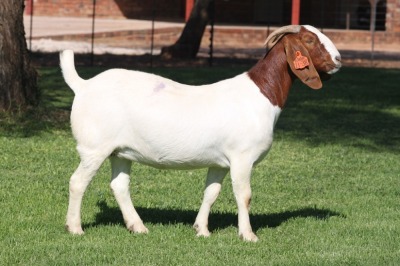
[335,55,342,62]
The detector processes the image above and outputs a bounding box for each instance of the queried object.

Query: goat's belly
[113,146,230,170]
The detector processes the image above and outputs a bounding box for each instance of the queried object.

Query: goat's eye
[302,34,316,45]
[305,38,314,44]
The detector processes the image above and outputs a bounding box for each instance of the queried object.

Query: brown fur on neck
[247,42,294,108]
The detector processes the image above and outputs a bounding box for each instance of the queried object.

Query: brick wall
[323,29,399,45]
[27,0,255,22]
[27,0,400,31]
[43,24,398,51]
[25,0,400,45]
[202,27,400,48]
[28,0,102,17]
[27,0,183,20]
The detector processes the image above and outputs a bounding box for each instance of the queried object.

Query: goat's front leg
[110,157,148,234]
[194,167,228,237]
[230,159,258,242]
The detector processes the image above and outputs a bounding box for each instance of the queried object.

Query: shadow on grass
[83,200,344,233]
[0,108,71,138]
[276,103,400,153]
[276,67,400,153]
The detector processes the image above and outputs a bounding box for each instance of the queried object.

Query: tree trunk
[161,0,214,59]
[0,0,39,112]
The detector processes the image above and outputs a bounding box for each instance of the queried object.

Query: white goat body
[61,25,341,242]
[66,67,280,170]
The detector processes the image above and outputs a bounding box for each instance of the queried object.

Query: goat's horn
[264,25,302,50]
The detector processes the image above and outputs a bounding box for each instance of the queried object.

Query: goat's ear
[283,35,322,89]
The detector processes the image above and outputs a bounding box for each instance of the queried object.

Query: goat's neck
[247,43,294,108]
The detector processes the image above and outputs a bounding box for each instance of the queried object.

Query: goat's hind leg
[66,156,104,235]
[110,156,148,234]
[194,167,228,237]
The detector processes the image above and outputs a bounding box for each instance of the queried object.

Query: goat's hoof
[128,223,149,234]
[193,223,211,237]
[65,224,84,235]
[195,228,211,238]
[196,231,211,238]
[239,232,259,242]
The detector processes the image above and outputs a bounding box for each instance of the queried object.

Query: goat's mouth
[326,59,342,74]
[323,62,341,74]
[317,63,341,81]
[327,65,341,75]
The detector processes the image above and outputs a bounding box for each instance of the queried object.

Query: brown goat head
[266,25,341,90]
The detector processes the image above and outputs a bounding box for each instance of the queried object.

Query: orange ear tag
[293,51,310,69]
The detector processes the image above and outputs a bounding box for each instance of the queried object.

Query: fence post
[150,0,156,68]
[185,0,195,22]
[369,0,380,64]
[28,0,34,50]
[320,0,325,31]
[209,0,215,67]
[291,0,300,25]
[91,0,96,66]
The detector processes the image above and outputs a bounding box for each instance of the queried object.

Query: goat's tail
[60,50,86,94]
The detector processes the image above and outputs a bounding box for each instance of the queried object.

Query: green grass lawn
[1,65,399,265]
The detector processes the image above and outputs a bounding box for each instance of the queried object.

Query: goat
[60,25,341,242]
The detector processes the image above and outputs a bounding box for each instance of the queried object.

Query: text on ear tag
[293,51,310,69]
